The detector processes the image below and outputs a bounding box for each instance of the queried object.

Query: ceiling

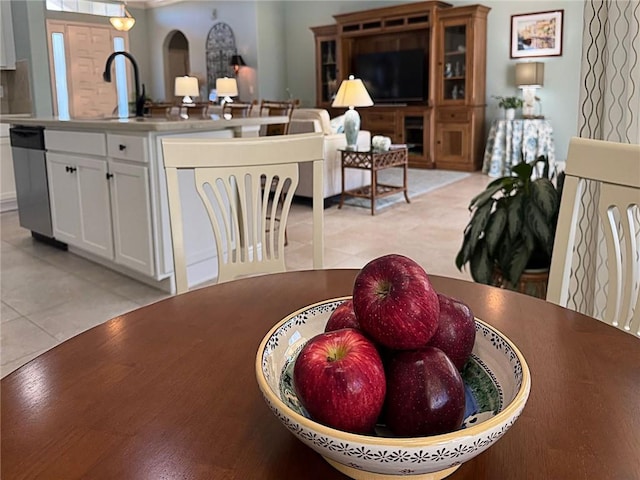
[125,0,185,8]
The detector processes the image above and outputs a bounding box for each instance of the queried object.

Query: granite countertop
[0,115,289,133]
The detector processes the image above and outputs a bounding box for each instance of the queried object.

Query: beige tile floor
[0,172,489,378]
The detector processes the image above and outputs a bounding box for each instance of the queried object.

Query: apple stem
[376,280,392,298]
[327,344,349,362]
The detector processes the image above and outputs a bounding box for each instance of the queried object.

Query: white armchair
[289,108,371,200]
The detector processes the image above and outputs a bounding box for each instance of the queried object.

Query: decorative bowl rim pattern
[255,296,531,448]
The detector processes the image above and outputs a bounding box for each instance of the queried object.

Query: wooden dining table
[2,270,639,480]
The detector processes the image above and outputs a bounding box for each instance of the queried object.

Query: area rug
[342,168,470,211]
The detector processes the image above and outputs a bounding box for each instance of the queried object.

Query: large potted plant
[455,155,564,298]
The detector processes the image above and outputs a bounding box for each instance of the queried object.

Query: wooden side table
[338,147,410,215]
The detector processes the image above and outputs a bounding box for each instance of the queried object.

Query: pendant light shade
[110,4,135,32]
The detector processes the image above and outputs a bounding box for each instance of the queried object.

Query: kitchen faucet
[103,51,146,118]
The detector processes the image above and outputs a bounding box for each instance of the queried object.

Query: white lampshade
[515,62,544,88]
[332,75,374,108]
[175,76,199,97]
[216,77,238,98]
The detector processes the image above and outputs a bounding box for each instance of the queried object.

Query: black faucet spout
[103,51,145,118]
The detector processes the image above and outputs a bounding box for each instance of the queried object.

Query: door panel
[76,156,113,258]
[109,161,154,276]
[47,153,81,244]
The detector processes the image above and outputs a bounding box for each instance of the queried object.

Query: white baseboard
[0,197,17,213]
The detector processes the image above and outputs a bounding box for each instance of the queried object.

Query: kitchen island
[4,115,289,293]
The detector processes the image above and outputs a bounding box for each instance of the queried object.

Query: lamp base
[343,108,361,150]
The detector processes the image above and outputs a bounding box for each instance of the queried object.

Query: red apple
[352,254,440,350]
[427,293,476,371]
[325,299,361,332]
[384,346,465,437]
[293,328,386,434]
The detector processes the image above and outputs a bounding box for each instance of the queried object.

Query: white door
[47,152,82,244]
[108,160,154,276]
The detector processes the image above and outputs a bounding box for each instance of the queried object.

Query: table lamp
[175,76,199,105]
[332,75,374,150]
[216,77,238,105]
[515,62,544,118]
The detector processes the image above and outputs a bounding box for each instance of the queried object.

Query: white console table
[482,119,555,177]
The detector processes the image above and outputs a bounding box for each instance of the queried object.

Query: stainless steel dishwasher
[10,125,66,248]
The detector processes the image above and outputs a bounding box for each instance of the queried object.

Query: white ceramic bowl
[255,297,531,480]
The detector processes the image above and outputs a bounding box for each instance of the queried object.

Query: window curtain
[561,1,640,326]
[577,0,640,144]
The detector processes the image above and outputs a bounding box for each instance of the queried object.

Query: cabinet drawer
[107,134,148,163]
[362,111,397,130]
[45,130,106,156]
[436,109,470,123]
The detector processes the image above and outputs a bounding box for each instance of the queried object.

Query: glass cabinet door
[320,39,338,104]
[441,23,467,102]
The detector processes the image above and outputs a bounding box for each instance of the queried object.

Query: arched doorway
[163,30,190,101]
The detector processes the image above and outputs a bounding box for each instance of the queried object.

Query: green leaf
[531,178,559,220]
[522,222,536,253]
[467,199,494,253]
[455,231,472,271]
[506,241,531,286]
[468,183,503,210]
[485,205,507,256]
[512,162,534,182]
[507,195,524,239]
[470,240,493,285]
[526,203,554,255]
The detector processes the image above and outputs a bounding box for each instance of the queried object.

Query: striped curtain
[578,0,640,143]
[559,1,640,326]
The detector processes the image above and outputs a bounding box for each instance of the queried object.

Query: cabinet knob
[119,144,126,151]
[106,173,114,180]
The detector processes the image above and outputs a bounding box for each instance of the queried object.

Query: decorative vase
[505,108,516,120]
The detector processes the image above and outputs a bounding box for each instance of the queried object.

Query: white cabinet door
[77,156,112,259]
[47,152,113,258]
[108,160,154,276]
[47,153,82,244]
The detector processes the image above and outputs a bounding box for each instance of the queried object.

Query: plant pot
[491,267,549,299]
[505,108,516,120]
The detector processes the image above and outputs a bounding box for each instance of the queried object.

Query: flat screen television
[354,49,427,103]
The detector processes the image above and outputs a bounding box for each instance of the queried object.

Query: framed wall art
[510,10,564,58]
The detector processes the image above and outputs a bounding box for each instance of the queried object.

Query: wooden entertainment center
[311,1,490,171]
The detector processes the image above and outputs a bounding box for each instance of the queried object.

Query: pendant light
[110,2,135,32]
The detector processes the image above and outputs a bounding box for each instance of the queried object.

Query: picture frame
[510,10,564,59]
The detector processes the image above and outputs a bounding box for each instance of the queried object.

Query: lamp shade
[332,75,374,108]
[110,6,135,32]
[515,62,544,88]
[175,76,199,97]
[216,77,238,97]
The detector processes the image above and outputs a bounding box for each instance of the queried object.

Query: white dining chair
[547,137,640,337]
[162,133,325,294]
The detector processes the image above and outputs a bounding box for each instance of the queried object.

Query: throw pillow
[330,115,345,134]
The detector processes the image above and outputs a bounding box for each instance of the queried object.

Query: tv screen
[354,49,426,103]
